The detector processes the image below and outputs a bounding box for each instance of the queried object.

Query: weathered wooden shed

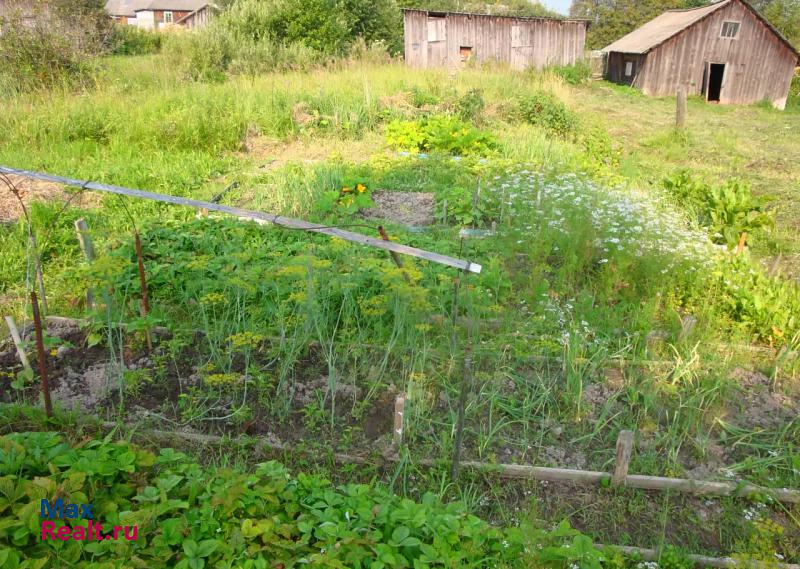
[403,9,588,70]
[601,0,799,109]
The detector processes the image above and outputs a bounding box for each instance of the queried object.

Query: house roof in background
[105,0,150,17]
[136,0,209,11]
[601,1,729,54]
[105,0,208,15]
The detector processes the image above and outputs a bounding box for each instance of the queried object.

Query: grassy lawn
[1,56,799,563]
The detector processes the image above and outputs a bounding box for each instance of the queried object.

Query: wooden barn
[403,9,588,70]
[601,0,800,109]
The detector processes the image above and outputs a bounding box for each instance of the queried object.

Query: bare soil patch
[0,175,100,223]
[362,190,436,226]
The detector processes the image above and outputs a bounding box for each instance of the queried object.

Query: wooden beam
[0,166,481,274]
[92,420,800,503]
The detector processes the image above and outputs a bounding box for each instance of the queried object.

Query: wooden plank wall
[403,10,587,70]
[638,0,797,108]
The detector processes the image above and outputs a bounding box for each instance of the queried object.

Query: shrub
[517,91,579,138]
[0,1,108,92]
[548,61,591,85]
[457,88,486,124]
[108,25,162,56]
[385,115,496,156]
[173,0,399,79]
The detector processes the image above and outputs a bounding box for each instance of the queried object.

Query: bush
[457,88,486,124]
[548,61,591,85]
[385,115,496,156]
[0,1,108,92]
[173,0,399,79]
[108,25,162,56]
[518,91,579,138]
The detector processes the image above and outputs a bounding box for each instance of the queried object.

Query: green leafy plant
[385,116,496,156]
[517,91,579,138]
[662,172,773,247]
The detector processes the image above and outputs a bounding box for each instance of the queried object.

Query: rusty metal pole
[30,291,53,417]
[377,226,411,283]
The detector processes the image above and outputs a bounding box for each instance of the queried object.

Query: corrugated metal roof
[601,1,729,54]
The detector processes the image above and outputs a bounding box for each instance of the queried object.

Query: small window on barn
[624,61,634,77]
[720,21,740,38]
[164,11,173,24]
[460,46,473,62]
[427,16,446,42]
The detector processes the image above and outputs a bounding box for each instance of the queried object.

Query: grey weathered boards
[602,0,800,109]
[403,9,588,71]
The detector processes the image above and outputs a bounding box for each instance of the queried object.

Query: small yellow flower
[49,349,58,357]
[341,186,352,194]
[356,183,366,193]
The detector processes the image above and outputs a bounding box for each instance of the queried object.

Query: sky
[541,0,572,14]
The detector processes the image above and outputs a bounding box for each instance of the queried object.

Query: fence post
[612,430,634,486]
[676,87,687,129]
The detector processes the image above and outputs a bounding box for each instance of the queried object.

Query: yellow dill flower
[204,373,240,387]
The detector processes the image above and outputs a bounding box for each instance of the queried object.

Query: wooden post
[393,395,406,447]
[30,292,52,417]
[676,87,687,129]
[612,430,634,486]
[735,232,748,254]
[442,199,448,225]
[74,218,95,310]
[4,315,31,370]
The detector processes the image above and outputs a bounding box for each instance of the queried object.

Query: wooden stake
[612,430,634,486]
[30,292,52,417]
[4,315,31,370]
[393,395,406,447]
[377,226,411,283]
[74,218,95,310]
[735,231,748,254]
[676,86,687,129]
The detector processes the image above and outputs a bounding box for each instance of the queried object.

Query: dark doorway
[707,63,725,102]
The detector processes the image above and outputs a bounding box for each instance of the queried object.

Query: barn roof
[602,0,799,60]
[401,8,588,25]
[602,1,730,54]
